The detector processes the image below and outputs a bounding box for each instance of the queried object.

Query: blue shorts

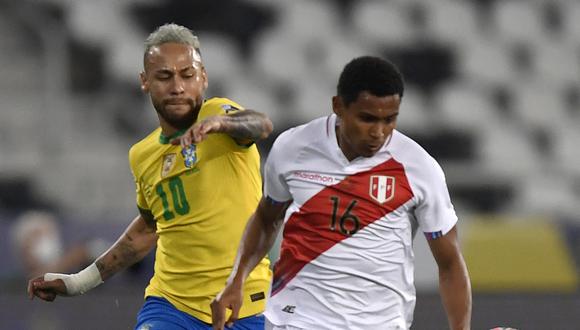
[135,296,265,330]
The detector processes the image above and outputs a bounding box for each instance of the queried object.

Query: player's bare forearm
[220,109,273,143]
[95,214,157,281]
[172,109,272,147]
[229,197,288,284]
[211,198,287,330]
[428,226,472,330]
[438,255,472,330]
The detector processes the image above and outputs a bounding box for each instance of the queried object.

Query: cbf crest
[182,144,197,168]
[369,175,395,204]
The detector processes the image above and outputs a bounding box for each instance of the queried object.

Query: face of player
[332,91,400,161]
[140,42,208,132]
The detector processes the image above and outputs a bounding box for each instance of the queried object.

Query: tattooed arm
[219,109,273,144]
[95,212,157,280]
[28,213,157,301]
[175,109,273,147]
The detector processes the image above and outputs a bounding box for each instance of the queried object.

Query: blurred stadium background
[1,0,579,329]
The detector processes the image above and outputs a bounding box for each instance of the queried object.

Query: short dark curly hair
[337,56,404,106]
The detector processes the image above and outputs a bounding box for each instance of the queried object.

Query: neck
[335,124,357,161]
[160,121,179,137]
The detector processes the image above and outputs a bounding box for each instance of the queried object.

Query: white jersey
[263,114,458,330]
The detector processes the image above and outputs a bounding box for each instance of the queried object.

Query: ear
[332,96,343,117]
[139,71,149,93]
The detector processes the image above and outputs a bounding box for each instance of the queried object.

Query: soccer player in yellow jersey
[27,23,273,330]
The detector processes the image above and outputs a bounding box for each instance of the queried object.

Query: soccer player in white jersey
[210,56,472,330]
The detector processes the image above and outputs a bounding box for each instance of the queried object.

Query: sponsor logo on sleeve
[221,104,240,114]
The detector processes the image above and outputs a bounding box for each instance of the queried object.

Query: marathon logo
[292,171,337,184]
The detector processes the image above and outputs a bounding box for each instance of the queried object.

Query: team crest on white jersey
[161,153,177,178]
[369,175,395,203]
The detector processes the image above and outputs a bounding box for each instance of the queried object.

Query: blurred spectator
[11,210,109,278]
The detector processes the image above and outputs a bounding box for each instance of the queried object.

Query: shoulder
[129,127,162,168]
[200,97,244,117]
[389,130,446,181]
[267,116,330,170]
[271,116,330,154]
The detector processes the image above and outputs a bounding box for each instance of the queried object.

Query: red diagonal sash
[272,158,413,295]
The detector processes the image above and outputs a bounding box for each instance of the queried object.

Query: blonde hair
[144,23,201,60]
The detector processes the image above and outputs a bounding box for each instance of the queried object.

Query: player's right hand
[210,282,244,330]
[172,115,224,147]
[27,275,67,302]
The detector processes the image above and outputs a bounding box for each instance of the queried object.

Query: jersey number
[156,177,190,220]
[329,196,360,235]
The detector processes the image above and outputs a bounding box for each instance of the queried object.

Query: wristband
[44,263,103,296]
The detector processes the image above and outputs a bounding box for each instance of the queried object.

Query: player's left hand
[172,116,224,147]
[210,282,244,330]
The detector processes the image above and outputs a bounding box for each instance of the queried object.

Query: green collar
[159,129,187,144]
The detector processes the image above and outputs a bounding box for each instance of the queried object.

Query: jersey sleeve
[263,132,292,203]
[129,147,149,211]
[200,97,244,118]
[134,173,149,211]
[414,156,457,238]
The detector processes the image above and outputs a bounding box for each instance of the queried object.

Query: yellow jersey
[128,97,272,323]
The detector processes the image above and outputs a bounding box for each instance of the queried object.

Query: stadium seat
[552,124,580,179]
[251,0,342,85]
[533,41,580,88]
[0,93,45,174]
[511,173,580,219]
[251,29,312,84]
[422,0,482,47]
[34,146,135,217]
[0,10,44,91]
[479,121,543,179]
[224,74,285,127]
[196,33,244,83]
[434,80,502,134]
[67,0,146,82]
[510,82,569,133]
[395,87,431,133]
[385,44,455,94]
[273,0,340,39]
[323,34,375,83]
[491,0,549,46]
[292,77,336,123]
[456,40,519,85]
[558,0,580,46]
[351,0,417,48]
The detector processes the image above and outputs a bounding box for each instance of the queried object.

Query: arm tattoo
[221,110,273,142]
[95,234,139,281]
